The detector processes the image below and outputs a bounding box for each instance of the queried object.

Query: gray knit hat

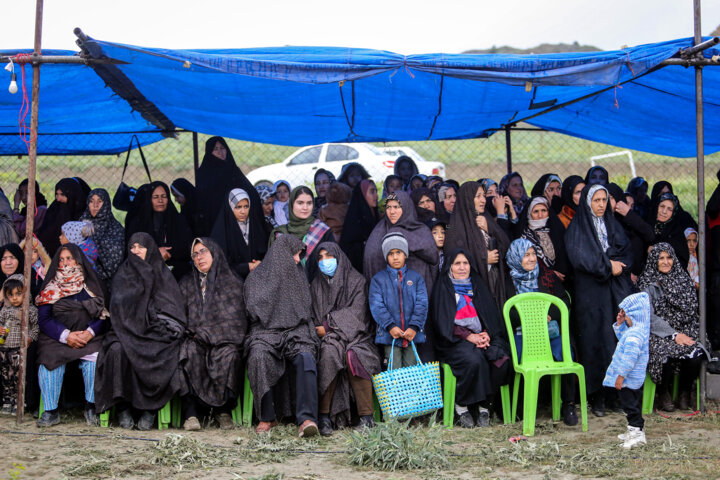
[382,232,409,259]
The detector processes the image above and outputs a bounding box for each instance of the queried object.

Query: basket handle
[387,338,423,371]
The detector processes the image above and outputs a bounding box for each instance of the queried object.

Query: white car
[246,143,445,187]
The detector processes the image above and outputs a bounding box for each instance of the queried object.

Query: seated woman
[178,238,247,430]
[35,244,107,427]
[80,189,125,284]
[95,233,187,430]
[269,186,335,282]
[125,181,194,280]
[1,243,42,301]
[637,243,708,411]
[211,188,268,279]
[245,235,320,438]
[428,249,511,428]
[311,243,381,435]
[444,182,510,311]
[505,238,578,426]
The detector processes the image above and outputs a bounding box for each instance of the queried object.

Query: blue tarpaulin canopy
[0,37,718,156]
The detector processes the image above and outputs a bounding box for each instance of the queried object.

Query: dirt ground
[1,404,719,480]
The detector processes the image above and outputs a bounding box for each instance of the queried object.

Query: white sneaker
[621,426,646,449]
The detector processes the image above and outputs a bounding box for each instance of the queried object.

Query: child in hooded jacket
[603,292,651,449]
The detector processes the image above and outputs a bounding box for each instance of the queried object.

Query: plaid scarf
[303,219,331,259]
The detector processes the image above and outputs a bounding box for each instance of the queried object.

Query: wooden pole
[17,0,43,424]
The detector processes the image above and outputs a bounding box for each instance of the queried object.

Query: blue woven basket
[372,339,443,420]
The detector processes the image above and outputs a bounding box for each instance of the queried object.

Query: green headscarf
[269,186,316,246]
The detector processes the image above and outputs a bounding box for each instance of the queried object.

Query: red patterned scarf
[35,265,89,306]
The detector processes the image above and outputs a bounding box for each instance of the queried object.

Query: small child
[369,232,428,369]
[603,292,651,449]
[60,221,98,269]
[0,274,39,415]
[428,220,446,272]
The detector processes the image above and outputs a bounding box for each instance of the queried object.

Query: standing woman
[196,136,264,235]
[312,243,381,435]
[444,182,510,311]
[125,181,194,280]
[12,179,48,237]
[0,189,18,246]
[211,188,268,279]
[530,173,563,214]
[518,196,569,282]
[80,189,125,285]
[178,238,247,430]
[428,248,511,428]
[340,180,379,273]
[565,184,633,416]
[313,169,336,217]
[558,175,585,229]
[394,156,419,191]
[410,187,439,224]
[498,172,529,217]
[245,234,320,437]
[35,244,107,427]
[337,163,371,190]
[95,233,187,430]
[269,186,334,281]
[363,191,439,297]
[36,178,86,256]
[171,178,203,237]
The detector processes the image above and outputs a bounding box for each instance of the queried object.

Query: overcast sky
[5,0,720,54]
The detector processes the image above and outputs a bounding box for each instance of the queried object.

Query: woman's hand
[475,215,488,232]
[66,331,88,349]
[315,326,326,338]
[553,270,566,281]
[487,249,499,265]
[610,260,626,276]
[675,333,696,346]
[158,247,172,261]
[466,333,483,347]
[248,260,261,272]
[614,201,631,216]
[505,197,517,219]
[491,196,505,216]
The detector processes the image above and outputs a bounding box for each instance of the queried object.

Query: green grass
[2,127,717,219]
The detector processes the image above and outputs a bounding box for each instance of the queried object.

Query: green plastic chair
[441,363,511,428]
[641,373,701,415]
[502,292,588,436]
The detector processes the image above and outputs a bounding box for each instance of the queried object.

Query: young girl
[0,275,39,415]
[273,180,291,225]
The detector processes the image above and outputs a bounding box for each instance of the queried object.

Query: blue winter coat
[603,292,651,391]
[369,265,428,345]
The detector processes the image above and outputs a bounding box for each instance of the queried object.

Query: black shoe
[457,411,475,428]
[356,415,376,430]
[659,390,675,412]
[118,409,134,429]
[84,406,98,426]
[137,411,156,431]
[678,391,691,411]
[591,396,606,417]
[561,402,578,426]
[36,410,60,427]
[318,414,333,436]
[476,408,490,428]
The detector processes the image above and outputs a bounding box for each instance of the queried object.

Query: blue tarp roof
[0,38,718,156]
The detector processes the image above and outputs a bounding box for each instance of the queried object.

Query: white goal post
[590,150,637,178]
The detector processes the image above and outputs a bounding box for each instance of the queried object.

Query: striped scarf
[450,276,483,333]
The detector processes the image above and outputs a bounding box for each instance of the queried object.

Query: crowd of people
[0,136,716,445]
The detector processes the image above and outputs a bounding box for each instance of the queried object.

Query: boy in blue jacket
[369,232,428,369]
[603,292,651,449]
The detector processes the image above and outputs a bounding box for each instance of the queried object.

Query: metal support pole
[192,131,200,182]
[505,125,512,174]
[17,0,44,425]
[693,0,707,414]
